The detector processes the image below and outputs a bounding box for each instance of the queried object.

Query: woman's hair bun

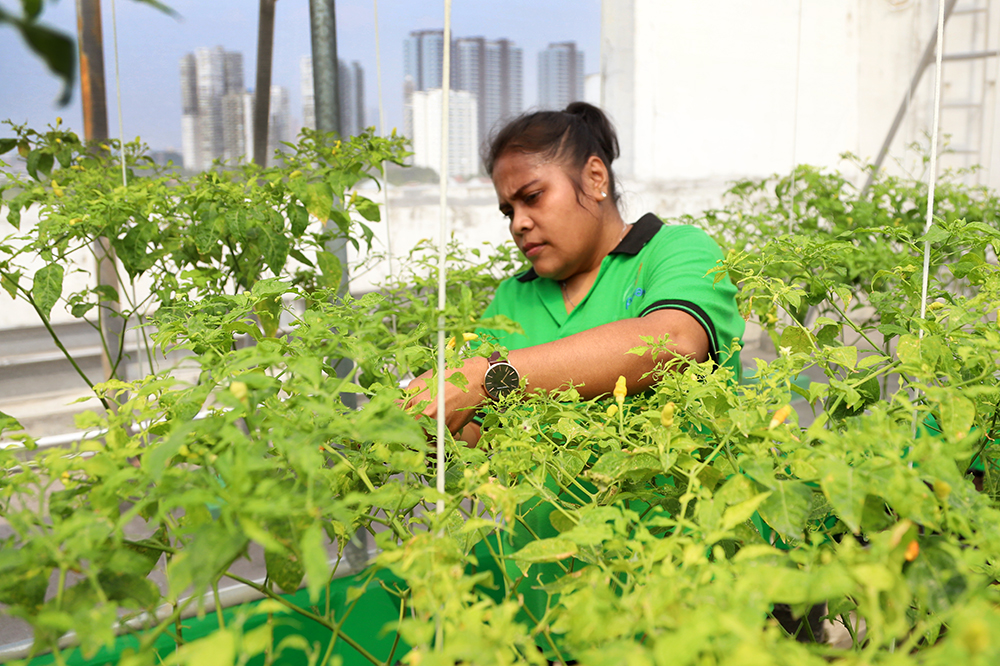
[564,101,620,167]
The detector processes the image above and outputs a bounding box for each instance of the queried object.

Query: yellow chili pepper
[230,381,249,402]
[768,405,792,430]
[446,332,479,350]
[661,402,675,428]
[904,540,920,562]
[614,376,627,407]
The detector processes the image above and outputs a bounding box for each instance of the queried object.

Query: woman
[409,102,744,440]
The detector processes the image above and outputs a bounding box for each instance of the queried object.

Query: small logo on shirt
[624,263,644,310]
[625,287,645,310]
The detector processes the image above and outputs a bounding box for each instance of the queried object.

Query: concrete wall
[602,0,1000,189]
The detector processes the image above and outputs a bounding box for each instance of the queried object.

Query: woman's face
[492,151,605,281]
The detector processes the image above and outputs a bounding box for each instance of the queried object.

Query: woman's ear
[582,155,610,201]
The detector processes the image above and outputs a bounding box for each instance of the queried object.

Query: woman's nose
[510,207,532,234]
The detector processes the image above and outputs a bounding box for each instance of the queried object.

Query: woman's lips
[522,242,544,258]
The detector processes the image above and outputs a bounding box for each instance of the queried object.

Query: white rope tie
[436,0,453,517]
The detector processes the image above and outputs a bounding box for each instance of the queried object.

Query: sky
[0,0,601,151]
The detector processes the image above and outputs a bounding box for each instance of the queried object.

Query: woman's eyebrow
[509,179,541,201]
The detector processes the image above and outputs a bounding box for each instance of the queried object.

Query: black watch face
[484,362,519,399]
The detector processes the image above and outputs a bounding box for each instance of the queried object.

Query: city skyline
[404,30,526,160]
[1,0,600,152]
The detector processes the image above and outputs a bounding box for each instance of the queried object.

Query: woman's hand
[404,356,490,435]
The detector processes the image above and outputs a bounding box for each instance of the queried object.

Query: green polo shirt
[471,216,744,656]
[479,213,744,377]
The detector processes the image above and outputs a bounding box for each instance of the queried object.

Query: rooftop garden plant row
[1,124,999,665]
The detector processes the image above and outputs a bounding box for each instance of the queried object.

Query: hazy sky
[0,0,600,151]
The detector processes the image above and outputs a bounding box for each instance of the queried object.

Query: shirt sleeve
[637,225,744,371]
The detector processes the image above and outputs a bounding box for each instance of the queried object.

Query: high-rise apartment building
[300,57,315,132]
[179,46,245,170]
[268,86,292,159]
[404,30,522,172]
[484,39,522,140]
[180,54,199,170]
[453,37,523,150]
[410,89,478,178]
[404,30,445,92]
[538,42,584,111]
[339,61,366,138]
[300,56,366,138]
[180,48,293,168]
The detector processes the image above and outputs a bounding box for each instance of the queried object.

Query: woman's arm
[406,308,709,441]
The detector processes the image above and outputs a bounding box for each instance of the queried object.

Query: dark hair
[483,101,622,205]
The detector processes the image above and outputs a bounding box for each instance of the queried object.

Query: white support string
[109,0,143,380]
[981,1,1000,185]
[372,0,395,312]
[919,0,947,327]
[436,0,453,517]
[788,0,803,234]
[109,0,127,190]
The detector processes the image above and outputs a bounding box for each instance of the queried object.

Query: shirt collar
[516,213,664,282]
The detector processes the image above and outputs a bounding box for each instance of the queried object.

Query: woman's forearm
[507,308,709,399]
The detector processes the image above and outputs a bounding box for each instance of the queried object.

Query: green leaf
[258,227,289,275]
[130,0,180,18]
[1,270,21,299]
[819,458,866,534]
[288,203,310,236]
[897,335,921,366]
[587,450,662,485]
[0,563,50,611]
[316,250,342,291]
[355,196,381,222]
[512,537,578,576]
[306,182,333,222]
[721,492,771,530]
[329,207,352,235]
[0,138,16,155]
[97,570,159,608]
[23,0,43,20]
[300,522,329,603]
[757,480,812,539]
[265,549,305,595]
[7,17,75,106]
[166,526,248,600]
[828,345,857,371]
[254,295,281,338]
[938,394,976,442]
[779,326,813,354]
[32,263,63,319]
[165,628,236,666]
[287,247,315,267]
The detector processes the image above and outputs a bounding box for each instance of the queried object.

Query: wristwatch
[483,351,519,400]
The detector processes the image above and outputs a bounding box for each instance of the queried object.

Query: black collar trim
[516,213,664,282]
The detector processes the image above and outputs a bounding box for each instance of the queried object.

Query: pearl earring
[601,191,607,200]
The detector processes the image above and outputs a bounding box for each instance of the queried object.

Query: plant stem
[16,284,108,409]
[224,572,382,666]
